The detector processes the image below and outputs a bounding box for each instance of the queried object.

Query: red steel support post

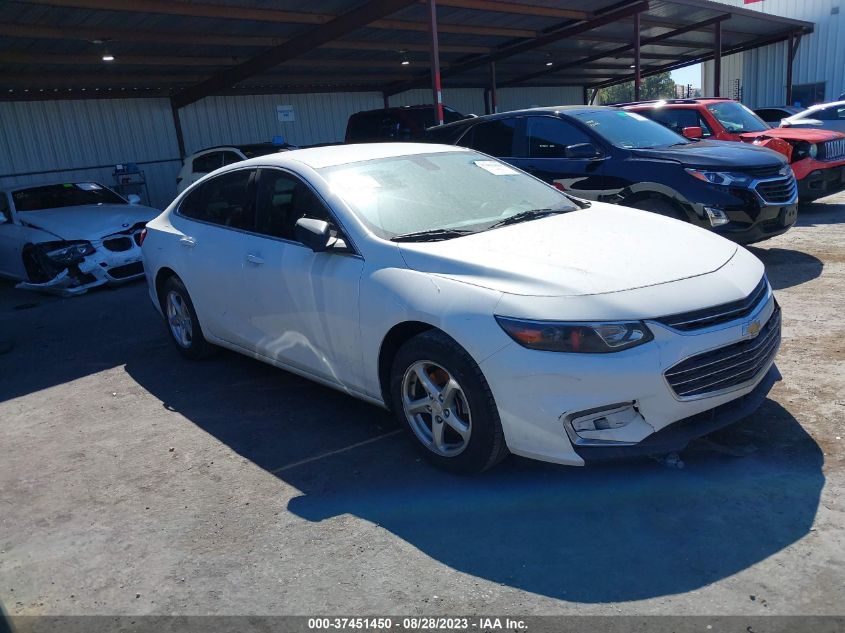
[427,0,444,125]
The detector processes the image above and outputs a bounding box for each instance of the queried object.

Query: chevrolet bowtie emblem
[744,319,762,337]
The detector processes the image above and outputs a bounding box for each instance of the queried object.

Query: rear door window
[463,118,517,157]
[179,169,256,231]
[192,151,224,174]
[527,117,593,158]
[222,151,245,166]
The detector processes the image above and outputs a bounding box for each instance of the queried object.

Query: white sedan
[0,181,159,295]
[141,143,781,473]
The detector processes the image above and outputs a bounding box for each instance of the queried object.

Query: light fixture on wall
[544,53,553,67]
[399,50,410,66]
[92,39,115,62]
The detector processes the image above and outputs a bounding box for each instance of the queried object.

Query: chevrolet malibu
[141,143,781,473]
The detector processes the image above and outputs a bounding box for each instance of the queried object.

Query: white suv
[175,143,293,194]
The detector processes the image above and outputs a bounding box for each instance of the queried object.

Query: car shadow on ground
[0,267,825,605]
[124,343,825,604]
[747,247,823,290]
[796,199,845,226]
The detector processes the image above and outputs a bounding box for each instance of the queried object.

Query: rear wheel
[390,330,508,474]
[160,276,215,360]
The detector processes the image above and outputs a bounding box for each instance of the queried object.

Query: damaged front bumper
[18,225,146,296]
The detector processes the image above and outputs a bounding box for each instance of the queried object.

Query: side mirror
[564,143,601,159]
[127,194,141,204]
[295,217,333,253]
[0,214,8,225]
[682,126,703,139]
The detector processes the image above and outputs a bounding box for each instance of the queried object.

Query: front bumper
[17,233,145,296]
[689,199,797,245]
[573,365,779,462]
[796,164,845,201]
[480,291,780,466]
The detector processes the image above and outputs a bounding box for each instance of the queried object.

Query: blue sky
[671,64,702,88]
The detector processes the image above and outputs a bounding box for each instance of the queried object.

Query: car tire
[390,330,508,474]
[628,196,685,221]
[159,276,215,360]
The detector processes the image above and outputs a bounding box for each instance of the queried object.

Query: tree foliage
[598,72,678,104]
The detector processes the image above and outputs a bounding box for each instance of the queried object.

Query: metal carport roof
[0,0,814,103]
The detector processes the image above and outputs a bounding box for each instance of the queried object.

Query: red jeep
[621,98,845,201]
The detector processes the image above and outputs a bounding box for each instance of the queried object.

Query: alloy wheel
[401,360,472,457]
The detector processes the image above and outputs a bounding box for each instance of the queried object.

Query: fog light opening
[704,206,729,227]
[570,403,638,433]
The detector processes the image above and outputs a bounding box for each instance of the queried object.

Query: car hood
[397,205,737,297]
[738,127,844,143]
[18,204,159,240]
[630,139,785,169]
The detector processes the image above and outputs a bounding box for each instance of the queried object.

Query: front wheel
[627,196,686,221]
[390,330,508,474]
[159,276,215,360]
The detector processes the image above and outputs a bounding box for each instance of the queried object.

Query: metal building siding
[0,98,181,209]
[389,88,486,114]
[389,86,583,115]
[495,86,584,111]
[702,52,745,99]
[177,92,385,153]
[703,0,844,106]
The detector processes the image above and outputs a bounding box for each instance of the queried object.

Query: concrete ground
[1,195,843,617]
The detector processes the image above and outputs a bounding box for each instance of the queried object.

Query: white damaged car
[0,181,159,295]
[142,143,781,473]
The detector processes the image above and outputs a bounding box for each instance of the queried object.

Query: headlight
[793,141,818,160]
[44,242,95,264]
[685,169,753,187]
[495,316,653,353]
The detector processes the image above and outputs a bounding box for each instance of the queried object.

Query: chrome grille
[653,277,768,331]
[664,306,781,399]
[820,139,845,161]
[754,175,797,204]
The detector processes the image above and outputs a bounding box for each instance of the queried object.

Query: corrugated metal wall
[496,86,584,112]
[389,88,486,114]
[702,53,745,100]
[702,0,843,107]
[0,98,182,210]
[177,91,385,153]
[1,86,584,209]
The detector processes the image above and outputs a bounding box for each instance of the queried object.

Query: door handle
[179,236,197,248]
[245,253,265,265]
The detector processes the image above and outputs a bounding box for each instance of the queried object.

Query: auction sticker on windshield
[475,160,518,176]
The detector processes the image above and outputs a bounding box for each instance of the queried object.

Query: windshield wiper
[391,228,473,242]
[486,207,569,230]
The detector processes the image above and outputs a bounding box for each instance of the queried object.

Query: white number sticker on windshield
[474,160,518,175]
[75,182,102,191]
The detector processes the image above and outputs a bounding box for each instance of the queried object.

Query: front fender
[358,262,506,400]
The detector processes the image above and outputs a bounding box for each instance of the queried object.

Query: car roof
[351,104,461,116]
[619,98,733,108]
[238,142,467,170]
[805,100,845,111]
[430,105,614,130]
[2,180,110,194]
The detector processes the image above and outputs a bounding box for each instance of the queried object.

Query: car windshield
[707,101,770,133]
[319,151,577,240]
[570,110,688,149]
[12,182,126,212]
